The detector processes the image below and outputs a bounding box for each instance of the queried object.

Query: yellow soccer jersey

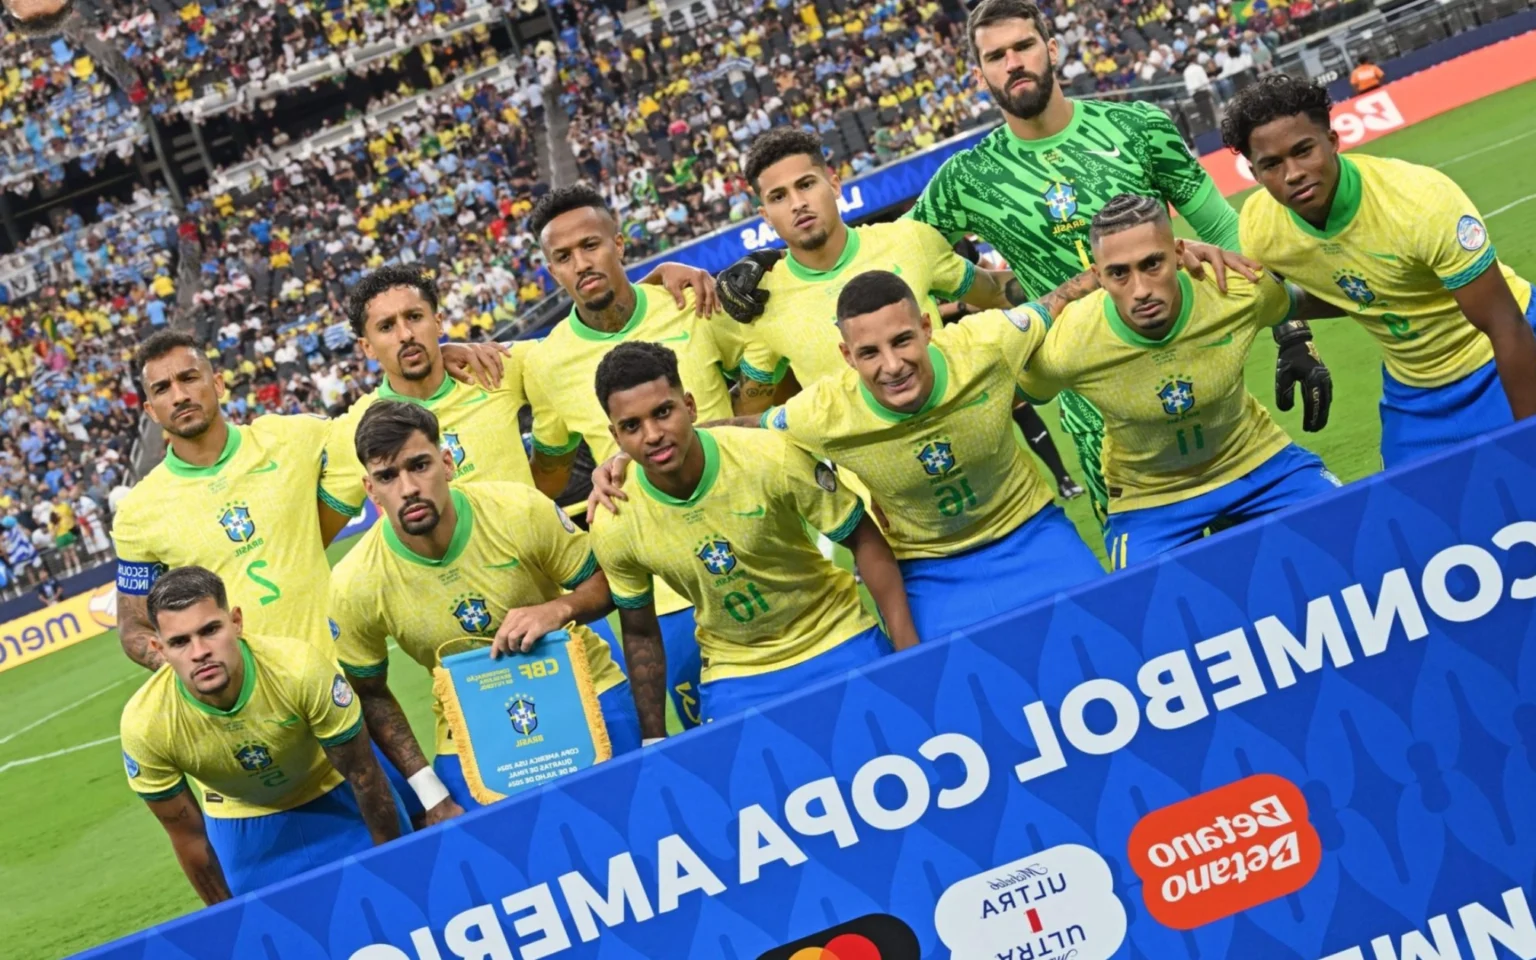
[589,427,875,682]
[739,220,978,387]
[1240,153,1533,389]
[113,416,335,647]
[119,634,362,819]
[762,309,1055,560]
[329,483,624,756]
[321,349,532,515]
[1019,272,1296,513]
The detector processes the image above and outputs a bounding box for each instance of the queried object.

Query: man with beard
[329,402,638,819]
[906,0,1333,527]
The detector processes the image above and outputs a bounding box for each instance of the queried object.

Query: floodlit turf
[3,80,1534,959]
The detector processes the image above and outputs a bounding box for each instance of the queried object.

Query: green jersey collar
[1287,155,1362,239]
[858,344,950,422]
[383,488,475,566]
[567,286,647,341]
[378,370,455,407]
[164,423,242,478]
[1000,100,1086,152]
[176,639,257,717]
[636,428,720,507]
[785,228,862,282]
[1106,273,1196,348]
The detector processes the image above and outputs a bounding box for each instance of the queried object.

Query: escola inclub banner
[84,420,1536,960]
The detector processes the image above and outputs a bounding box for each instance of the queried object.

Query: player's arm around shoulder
[111,500,166,671]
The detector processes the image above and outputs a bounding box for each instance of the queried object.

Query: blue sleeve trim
[533,433,583,457]
[318,487,363,519]
[1442,245,1498,291]
[135,779,189,802]
[739,357,790,385]
[824,500,866,544]
[611,591,655,610]
[115,560,164,596]
[317,716,364,748]
[560,552,600,590]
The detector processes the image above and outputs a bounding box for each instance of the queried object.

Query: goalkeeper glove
[1273,319,1332,432]
[717,250,784,323]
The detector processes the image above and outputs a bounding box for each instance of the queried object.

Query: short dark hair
[1219,73,1333,158]
[594,342,682,413]
[354,399,440,466]
[529,183,613,240]
[345,265,439,337]
[835,270,919,325]
[134,329,201,379]
[743,128,828,191]
[1089,193,1170,246]
[966,0,1052,60]
[147,566,228,630]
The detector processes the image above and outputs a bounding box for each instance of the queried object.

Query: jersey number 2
[244,560,282,606]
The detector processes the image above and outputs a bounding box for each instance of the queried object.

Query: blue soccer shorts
[898,504,1103,642]
[435,680,642,810]
[590,607,703,730]
[203,780,411,896]
[1104,443,1340,570]
[1379,284,1536,469]
[698,625,891,723]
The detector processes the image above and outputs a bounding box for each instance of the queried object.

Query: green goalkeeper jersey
[909,98,1237,521]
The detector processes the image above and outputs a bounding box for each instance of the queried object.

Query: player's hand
[1180,242,1261,294]
[717,250,784,323]
[1274,319,1333,432]
[652,262,719,317]
[442,341,507,389]
[422,796,465,826]
[491,602,566,657]
[585,453,633,523]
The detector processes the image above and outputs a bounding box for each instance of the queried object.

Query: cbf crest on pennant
[433,628,612,805]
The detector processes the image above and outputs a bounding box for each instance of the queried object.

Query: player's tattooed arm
[1034,270,1101,320]
[146,790,231,905]
[617,605,669,740]
[349,673,429,779]
[321,724,405,845]
[117,593,164,671]
[733,377,777,416]
[530,449,578,500]
[959,269,1030,310]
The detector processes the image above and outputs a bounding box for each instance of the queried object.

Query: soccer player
[1221,74,1536,467]
[119,566,408,903]
[111,331,346,669]
[523,184,755,729]
[905,0,1331,522]
[329,402,639,817]
[588,342,919,730]
[1013,195,1342,568]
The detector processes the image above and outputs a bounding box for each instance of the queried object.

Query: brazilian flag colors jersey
[524,284,744,618]
[112,416,336,648]
[1239,153,1533,389]
[589,428,875,683]
[1018,272,1296,513]
[322,349,534,516]
[737,220,977,387]
[119,634,363,819]
[909,99,1228,520]
[762,309,1055,560]
[329,483,624,756]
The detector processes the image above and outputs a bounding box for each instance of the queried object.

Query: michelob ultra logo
[1127,773,1322,929]
[933,843,1127,960]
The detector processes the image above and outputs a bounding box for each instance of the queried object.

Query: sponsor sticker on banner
[1127,773,1322,930]
[933,843,1127,959]
[756,914,920,960]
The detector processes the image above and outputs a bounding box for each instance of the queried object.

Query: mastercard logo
[758,915,919,960]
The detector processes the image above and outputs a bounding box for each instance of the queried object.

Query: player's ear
[440,446,455,472]
[684,391,698,423]
[838,339,854,368]
[229,605,243,635]
[1173,238,1187,263]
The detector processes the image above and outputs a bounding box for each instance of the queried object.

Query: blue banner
[84,420,1536,960]
[624,126,995,283]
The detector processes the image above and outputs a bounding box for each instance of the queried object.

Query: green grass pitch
[3,80,1534,959]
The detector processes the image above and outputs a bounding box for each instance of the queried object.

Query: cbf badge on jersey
[433,628,611,805]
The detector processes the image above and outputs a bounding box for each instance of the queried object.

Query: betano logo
[757,914,920,960]
[0,583,118,674]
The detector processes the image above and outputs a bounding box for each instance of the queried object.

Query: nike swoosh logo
[462,391,491,405]
[1086,147,1122,159]
[657,332,691,343]
[1199,334,1234,349]
[731,506,766,518]
[487,558,522,570]
[1368,252,1399,261]
[891,264,904,276]
[250,459,279,474]
[958,390,991,409]
[271,714,301,728]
